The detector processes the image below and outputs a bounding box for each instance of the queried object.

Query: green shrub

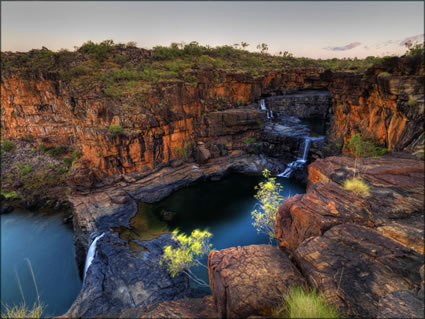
[72,151,82,160]
[109,125,123,134]
[346,133,388,157]
[20,164,33,175]
[236,98,245,106]
[274,286,339,318]
[343,177,370,197]
[378,72,391,78]
[46,146,67,157]
[173,141,192,160]
[63,157,73,167]
[38,144,49,153]
[183,73,197,83]
[160,229,212,287]
[0,190,21,200]
[78,40,114,61]
[407,97,417,107]
[1,139,15,153]
[244,137,256,144]
[22,134,34,142]
[251,169,285,242]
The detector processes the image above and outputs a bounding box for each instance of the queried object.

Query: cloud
[323,42,362,51]
[399,34,424,46]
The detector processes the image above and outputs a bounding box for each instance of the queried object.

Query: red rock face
[1,69,328,177]
[2,56,423,178]
[328,57,424,152]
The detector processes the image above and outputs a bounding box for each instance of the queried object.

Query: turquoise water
[1,209,82,317]
[118,173,305,287]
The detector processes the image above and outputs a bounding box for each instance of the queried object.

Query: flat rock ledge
[294,223,423,318]
[208,244,306,318]
[377,290,424,319]
[275,154,424,318]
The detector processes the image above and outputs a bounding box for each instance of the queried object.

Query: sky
[1,1,424,59]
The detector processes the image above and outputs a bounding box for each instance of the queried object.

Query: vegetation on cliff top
[1,40,393,98]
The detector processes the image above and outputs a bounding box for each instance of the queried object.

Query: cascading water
[83,233,105,282]
[278,136,323,178]
[259,99,274,119]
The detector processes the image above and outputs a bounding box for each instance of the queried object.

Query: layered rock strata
[275,154,424,317]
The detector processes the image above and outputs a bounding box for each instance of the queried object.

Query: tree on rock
[160,229,213,287]
[251,169,285,242]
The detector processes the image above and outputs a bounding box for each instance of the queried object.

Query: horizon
[1,1,424,59]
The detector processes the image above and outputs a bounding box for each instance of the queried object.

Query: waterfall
[278,137,322,178]
[83,233,104,282]
[258,99,274,119]
[259,99,267,111]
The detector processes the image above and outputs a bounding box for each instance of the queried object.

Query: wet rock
[160,210,176,221]
[208,245,306,318]
[266,90,332,119]
[0,204,14,214]
[63,214,73,224]
[65,233,196,318]
[294,224,423,318]
[377,290,424,319]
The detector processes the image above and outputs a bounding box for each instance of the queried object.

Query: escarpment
[2,54,423,185]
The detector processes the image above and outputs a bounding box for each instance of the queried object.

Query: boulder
[115,296,217,318]
[65,233,196,318]
[377,290,424,319]
[294,224,423,318]
[276,155,424,253]
[208,245,306,318]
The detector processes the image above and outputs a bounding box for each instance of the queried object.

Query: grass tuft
[343,177,370,197]
[1,302,44,319]
[274,286,340,319]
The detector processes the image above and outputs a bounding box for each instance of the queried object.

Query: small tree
[160,229,212,287]
[251,169,285,242]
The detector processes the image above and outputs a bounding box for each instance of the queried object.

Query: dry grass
[1,302,44,319]
[343,177,371,197]
[274,286,340,318]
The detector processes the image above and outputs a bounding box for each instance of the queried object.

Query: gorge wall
[1,55,423,185]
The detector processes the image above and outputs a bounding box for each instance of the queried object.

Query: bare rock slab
[294,224,423,318]
[208,244,306,318]
[377,290,424,319]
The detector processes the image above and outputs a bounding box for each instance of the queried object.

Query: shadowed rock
[208,245,306,318]
[276,155,424,253]
[294,224,423,318]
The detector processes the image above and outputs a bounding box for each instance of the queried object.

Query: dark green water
[116,173,305,287]
[300,117,328,136]
[1,209,82,317]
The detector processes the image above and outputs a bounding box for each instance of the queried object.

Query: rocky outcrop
[276,154,424,253]
[1,67,329,179]
[65,232,208,318]
[114,296,217,319]
[275,154,424,318]
[66,152,282,317]
[266,90,332,119]
[377,290,424,319]
[208,245,306,318]
[294,224,423,318]
[328,57,424,154]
